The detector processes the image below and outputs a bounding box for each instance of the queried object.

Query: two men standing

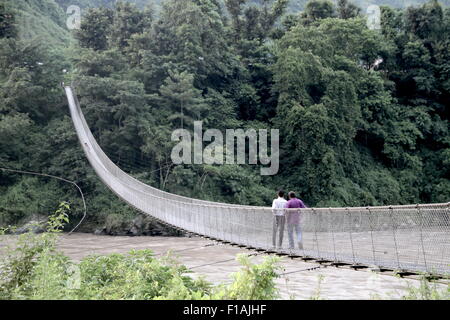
[272,191,306,251]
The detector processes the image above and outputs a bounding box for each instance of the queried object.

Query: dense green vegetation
[0,0,449,229]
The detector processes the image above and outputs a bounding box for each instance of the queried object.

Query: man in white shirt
[272,190,287,249]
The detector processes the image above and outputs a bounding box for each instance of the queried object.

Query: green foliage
[0,1,17,39]
[401,277,450,300]
[74,7,113,51]
[47,201,70,233]
[300,0,336,24]
[0,177,65,225]
[159,70,207,129]
[74,250,212,300]
[337,0,361,19]
[0,202,72,299]
[213,254,281,300]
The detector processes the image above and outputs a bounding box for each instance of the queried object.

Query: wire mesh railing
[65,86,450,276]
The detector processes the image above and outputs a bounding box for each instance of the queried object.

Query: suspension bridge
[64,86,450,277]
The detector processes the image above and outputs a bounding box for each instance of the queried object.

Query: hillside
[4,0,71,47]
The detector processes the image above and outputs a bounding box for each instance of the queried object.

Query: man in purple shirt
[285,191,306,251]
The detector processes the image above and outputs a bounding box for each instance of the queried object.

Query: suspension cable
[0,167,87,235]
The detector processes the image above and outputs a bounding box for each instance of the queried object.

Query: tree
[336,0,360,19]
[74,7,113,51]
[154,0,234,79]
[109,1,152,52]
[300,0,335,25]
[0,1,17,39]
[159,70,206,129]
[225,0,289,44]
[405,0,444,39]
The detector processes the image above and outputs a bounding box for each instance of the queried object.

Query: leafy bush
[212,254,281,300]
[73,251,211,300]
[0,202,70,299]
[402,277,450,300]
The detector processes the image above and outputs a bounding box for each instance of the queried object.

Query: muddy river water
[1,233,447,300]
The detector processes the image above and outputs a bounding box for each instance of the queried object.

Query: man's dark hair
[289,191,296,199]
[278,190,285,198]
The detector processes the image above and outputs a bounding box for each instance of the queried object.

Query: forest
[0,0,449,231]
